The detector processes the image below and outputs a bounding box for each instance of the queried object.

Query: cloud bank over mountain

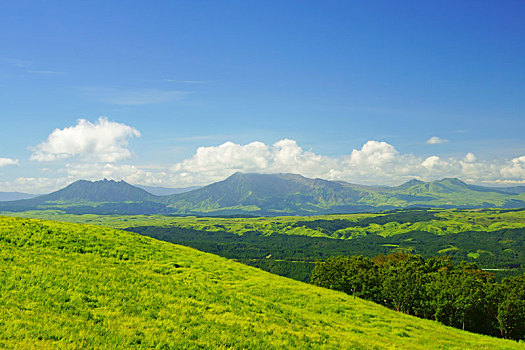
[163,139,524,187]
[1,118,524,193]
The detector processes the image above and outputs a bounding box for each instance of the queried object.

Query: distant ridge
[163,173,525,215]
[37,179,159,203]
[0,192,36,202]
[489,185,525,195]
[1,173,524,215]
[0,179,160,213]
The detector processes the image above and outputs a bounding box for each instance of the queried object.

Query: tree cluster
[311,253,525,341]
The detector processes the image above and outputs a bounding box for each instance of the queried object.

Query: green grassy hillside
[0,217,521,349]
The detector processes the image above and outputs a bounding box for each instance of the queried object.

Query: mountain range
[1,173,524,215]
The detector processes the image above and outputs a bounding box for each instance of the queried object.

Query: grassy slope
[0,217,521,349]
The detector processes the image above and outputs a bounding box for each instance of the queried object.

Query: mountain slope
[1,174,524,215]
[0,216,519,349]
[0,179,162,213]
[166,172,370,214]
[164,173,525,214]
[37,179,159,202]
[395,178,525,207]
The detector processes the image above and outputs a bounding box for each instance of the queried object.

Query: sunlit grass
[0,216,521,349]
[4,208,525,239]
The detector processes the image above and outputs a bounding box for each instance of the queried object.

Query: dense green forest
[312,253,525,341]
[2,216,520,348]
[128,225,525,282]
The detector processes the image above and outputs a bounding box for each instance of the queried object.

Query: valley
[6,208,525,282]
[1,175,524,346]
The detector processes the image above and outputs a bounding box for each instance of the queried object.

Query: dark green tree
[311,255,379,301]
[425,262,498,335]
[378,254,428,315]
[496,273,525,341]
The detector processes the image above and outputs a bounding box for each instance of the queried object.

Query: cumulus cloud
[6,137,525,193]
[348,141,398,168]
[426,136,448,145]
[422,156,443,169]
[463,152,477,163]
[0,157,19,167]
[173,141,272,175]
[162,139,525,187]
[170,139,338,185]
[500,156,525,179]
[30,117,141,162]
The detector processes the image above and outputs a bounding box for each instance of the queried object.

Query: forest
[311,253,525,341]
[127,224,525,282]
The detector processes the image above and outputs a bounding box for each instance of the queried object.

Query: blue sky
[0,1,524,193]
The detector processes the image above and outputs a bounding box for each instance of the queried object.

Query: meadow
[0,216,522,349]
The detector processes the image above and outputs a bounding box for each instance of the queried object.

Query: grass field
[0,216,522,349]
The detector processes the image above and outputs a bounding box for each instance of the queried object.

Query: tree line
[311,252,525,341]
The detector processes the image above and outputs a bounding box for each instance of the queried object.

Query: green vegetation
[5,208,525,237]
[162,174,525,214]
[0,216,521,349]
[311,253,525,341]
[4,208,525,281]
[125,224,525,282]
[2,174,525,215]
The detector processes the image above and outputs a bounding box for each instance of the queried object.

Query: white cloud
[500,156,525,179]
[169,139,337,184]
[463,152,477,163]
[271,139,335,177]
[426,136,448,144]
[173,141,271,174]
[422,156,443,169]
[0,157,19,167]
[163,140,525,187]
[30,117,141,162]
[5,136,525,193]
[347,141,398,168]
